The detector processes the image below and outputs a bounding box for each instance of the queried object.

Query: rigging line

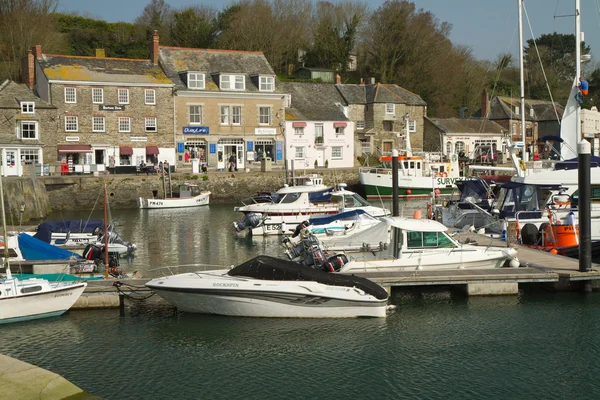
[595,0,600,32]
[523,4,562,124]
[85,190,102,229]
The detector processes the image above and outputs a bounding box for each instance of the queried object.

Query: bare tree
[135,0,173,44]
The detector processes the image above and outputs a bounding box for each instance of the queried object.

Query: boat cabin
[494,182,566,219]
[174,183,202,198]
[379,155,454,178]
[388,218,457,258]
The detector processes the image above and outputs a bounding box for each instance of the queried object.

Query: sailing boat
[0,173,87,324]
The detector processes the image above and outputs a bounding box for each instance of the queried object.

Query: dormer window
[259,76,275,92]
[221,75,245,91]
[188,72,205,90]
[21,102,35,114]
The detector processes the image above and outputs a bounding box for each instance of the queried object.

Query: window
[259,107,271,125]
[21,102,35,114]
[189,105,203,124]
[295,146,305,159]
[335,126,345,134]
[446,142,452,154]
[360,139,371,153]
[332,146,342,159]
[259,76,275,91]
[19,121,37,139]
[92,88,103,104]
[188,72,205,89]
[232,106,241,125]
[145,89,156,105]
[284,94,291,108]
[92,116,105,132]
[294,127,304,135]
[408,120,416,132]
[386,103,395,114]
[118,117,131,132]
[64,87,76,103]
[220,106,229,125]
[511,123,517,134]
[221,75,245,91]
[526,127,533,137]
[21,149,39,164]
[118,88,129,104]
[315,123,323,144]
[407,231,455,248]
[383,121,393,131]
[145,117,157,132]
[455,141,465,154]
[356,120,365,129]
[65,116,78,132]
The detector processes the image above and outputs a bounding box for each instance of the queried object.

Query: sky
[58,0,600,63]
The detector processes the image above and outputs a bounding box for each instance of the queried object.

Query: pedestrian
[228,153,237,172]
[158,161,163,175]
[184,151,190,163]
[576,76,589,106]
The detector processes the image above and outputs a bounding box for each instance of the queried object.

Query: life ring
[437,171,448,178]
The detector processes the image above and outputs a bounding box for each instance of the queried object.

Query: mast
[104,182,109,279]
[575,0,581,144]
[0,173,11,279]
[518,0,526,152]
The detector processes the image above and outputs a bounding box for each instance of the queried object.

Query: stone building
[335,83,427,157]
[0,79,56,177]
[280,82,354,169]
[22,42,175,172]
[158,40,286,170]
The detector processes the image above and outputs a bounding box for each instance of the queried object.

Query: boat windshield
[191,186,201,196]
[407,231,455,248]
[343,194,370,207]
[278,193,301,204]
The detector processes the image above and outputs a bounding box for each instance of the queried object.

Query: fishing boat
[138,182,210,209]
[233,175,389,236]
[145,255,390,318]
[0,172,86,324]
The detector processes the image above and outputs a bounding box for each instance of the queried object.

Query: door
[217,144,225,170]
[236,145,244,169]
[95,149,105,165]
[3,149,18,176]
[382,141,393,154]
[316,149,325,167]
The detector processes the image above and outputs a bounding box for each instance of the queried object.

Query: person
[184,151,190,163]
[228,153,237,172]
[576,76,589,106]
[158,161,163,175]
[201,163,208,173]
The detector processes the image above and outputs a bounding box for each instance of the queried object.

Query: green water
[2,202,598,399]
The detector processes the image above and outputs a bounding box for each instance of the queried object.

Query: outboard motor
[233,213,262,232]
[97,230,137,254]
[292,220,311,238]
[322,253,349,272]
[283,234,327,267]
[83,244,104,260]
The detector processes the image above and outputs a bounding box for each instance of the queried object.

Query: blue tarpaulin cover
[309,209,366,226]
[18,233,81,261]
[33,219,104,243]
[555,156,600,170]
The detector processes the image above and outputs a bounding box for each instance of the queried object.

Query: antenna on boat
[0,172,11,280]
[104,182,109,279]
[518,0,527,159]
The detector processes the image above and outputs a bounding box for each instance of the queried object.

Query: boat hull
[0,282,86,324]
[359,171,458,199]
[138,192,211,209]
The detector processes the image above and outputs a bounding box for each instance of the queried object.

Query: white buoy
[509,258,520,268]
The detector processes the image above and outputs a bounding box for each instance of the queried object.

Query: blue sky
[58,0,599,62]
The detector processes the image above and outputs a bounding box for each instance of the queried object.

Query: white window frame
[145,117,157,132]
[118,117,131,133]
[220,106,230,125]
[356,120,365,129]
[259,106,271,125]
[92,116,105,132]
[145,89,156,105]
[385,103,395,114]
[294,127,304,135]
[332,146,343,160]
[187,72,205,90]
[232,106,242,125]
[20,149,39,164]
[189,105,203,125]
[64,116,78,132]
[220,75,245,91]
[64,87,76,104]
[118,88,129,105]
[408,120,416,133]
[259,76,275,92]
[19,121,38,139]
[294,146,305,159]
[21,102,35,114]
[335,126,345,134]
[92,88,104,104]
[284,94,291,108]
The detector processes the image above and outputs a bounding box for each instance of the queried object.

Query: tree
[170,6,217,49]
[135,0,173,44]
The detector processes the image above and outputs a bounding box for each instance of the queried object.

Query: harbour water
[2,203,600,399]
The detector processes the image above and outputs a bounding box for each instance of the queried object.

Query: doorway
[95,149,105,165]
[2,149,18,176]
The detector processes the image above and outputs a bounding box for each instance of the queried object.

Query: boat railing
[359,166,391,175]
[147,263,234,277]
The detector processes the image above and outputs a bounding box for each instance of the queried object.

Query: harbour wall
[40,168,362,212]
[2,177,50,223]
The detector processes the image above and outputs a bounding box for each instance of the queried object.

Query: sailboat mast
[518,0,526,151]
[0,172,10,277]
[575,0,581,144]
[104,182,109,279]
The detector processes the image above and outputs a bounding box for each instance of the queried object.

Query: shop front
[249,139,275,164]
[184,139,207,164]
[57,144,93,174]
[0,147,43,177]
[217,138,244,170]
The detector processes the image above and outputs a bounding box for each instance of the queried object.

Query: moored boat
[138,182,210,209]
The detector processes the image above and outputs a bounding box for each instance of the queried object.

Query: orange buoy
[413,210,422,219]
[550,248,559,254]
[406,189,411,195]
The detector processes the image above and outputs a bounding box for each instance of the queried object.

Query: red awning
[120,146,133,156]
[57,144,92,153]
[333,122,347,128]
[292,122,307,128]
[146,145,159,155]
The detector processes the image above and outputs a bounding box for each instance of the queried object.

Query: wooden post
[392,149,399,216]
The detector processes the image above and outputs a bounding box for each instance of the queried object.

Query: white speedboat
[233,175,389,236]
[145,255,390,318]
[331,217,518,273]
[31,219,104,246]
[138,183,210,209]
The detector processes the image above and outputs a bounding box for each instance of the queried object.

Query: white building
[581,106,600,156]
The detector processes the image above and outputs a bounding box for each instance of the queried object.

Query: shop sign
[65,136,80,142]
[177,142,185,153]
[130,137,148,142]
[99,105,125,111]
[183,126,209,134]
[255,128,276,135]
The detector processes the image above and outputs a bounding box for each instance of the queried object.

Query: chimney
[96,49,106,58]
[32,45,42,58]
[21,49,35,89]
[150,30,159,65]
[335,73,341,84]
[369,77,376,85]
[481,89,489,118]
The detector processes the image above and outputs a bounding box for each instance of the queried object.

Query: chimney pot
[370,77,376,85]
[32,45,42,58]
[481,89,489,118]
[21,49,35,88]
[150,31,160,65]
[335,73,341,84]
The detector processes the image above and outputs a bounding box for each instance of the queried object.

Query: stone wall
[43,169,362,211]
[2,176,50,222]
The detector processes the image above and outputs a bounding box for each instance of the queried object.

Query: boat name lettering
[149,201,164,206]
[436,177,458,185]
[265,224,281,231]
[326,287,349,291]
[213,283,239,288]
[54,292,73,298]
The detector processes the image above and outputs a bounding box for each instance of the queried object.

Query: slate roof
[0,80,55,109]
[159,46,280,92]
[475,96,563,122]
[37,54,173,85]
[336,83,426,106]
[281,82,348,121]
[426,117,505,134]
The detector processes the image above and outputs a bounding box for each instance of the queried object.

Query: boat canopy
[309,209,368,226]
[18,233,81,261]
[555,156,600,170]
[33,220,103,243]
[227,255,388,300]
[384,217,447,232]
